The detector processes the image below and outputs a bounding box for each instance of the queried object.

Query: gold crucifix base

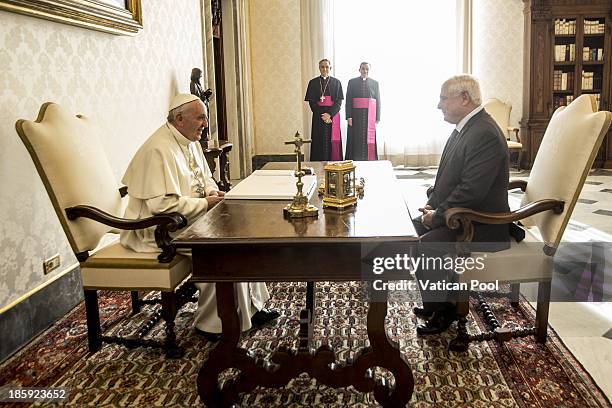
[283,201,319,218]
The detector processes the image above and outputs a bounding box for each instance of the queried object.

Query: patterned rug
[0,282,610,407]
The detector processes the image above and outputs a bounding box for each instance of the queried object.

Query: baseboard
[0,265,83,363]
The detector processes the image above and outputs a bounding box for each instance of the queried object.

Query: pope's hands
[205,190,225,209]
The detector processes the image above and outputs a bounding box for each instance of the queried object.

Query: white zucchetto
[169,93,200,111]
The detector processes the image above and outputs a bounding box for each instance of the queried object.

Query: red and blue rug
[0,282,610,407]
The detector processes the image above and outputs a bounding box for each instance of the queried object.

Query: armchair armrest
[65,205,187,263]
[507,126,520,143]
[508,179,527,191]
[444,199,564,249]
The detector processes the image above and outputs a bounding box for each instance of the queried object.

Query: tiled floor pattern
[395,166,612,399]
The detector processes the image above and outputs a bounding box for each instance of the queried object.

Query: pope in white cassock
[120,93,278,341]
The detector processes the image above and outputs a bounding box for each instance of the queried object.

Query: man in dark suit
[413,74,510,335]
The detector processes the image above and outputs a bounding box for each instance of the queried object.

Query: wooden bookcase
[521,0,612,168]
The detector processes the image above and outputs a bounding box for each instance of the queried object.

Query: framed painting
[0,0,143,36]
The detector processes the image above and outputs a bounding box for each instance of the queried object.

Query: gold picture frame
[0,0,143,36]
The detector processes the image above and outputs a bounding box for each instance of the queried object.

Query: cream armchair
[483,98,523,170]
[445,94,611,352]
[16,103,194,358]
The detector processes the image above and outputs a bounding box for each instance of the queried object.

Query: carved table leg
[358,286,414,407]
[196,282,415,407]
[197,282,242,407]
[306,281,314,321]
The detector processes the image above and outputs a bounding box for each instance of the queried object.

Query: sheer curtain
[332,1,463,166]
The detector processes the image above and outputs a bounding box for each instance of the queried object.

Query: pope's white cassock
[120,121,269,333]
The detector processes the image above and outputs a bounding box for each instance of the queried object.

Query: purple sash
[352,97,377,160]
[318,95,342,161]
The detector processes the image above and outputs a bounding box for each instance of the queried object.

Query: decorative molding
[0,0,143,36]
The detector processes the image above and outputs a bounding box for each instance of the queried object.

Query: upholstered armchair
[483,98,523,170]
[445,94,611,352]
[16,103,195,358]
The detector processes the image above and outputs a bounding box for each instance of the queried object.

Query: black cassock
[345,77,380,160]
[304,76,344,161]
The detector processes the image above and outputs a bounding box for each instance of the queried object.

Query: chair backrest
[483,98,512,139]
[15,103,123,255]
[521,94,611,249]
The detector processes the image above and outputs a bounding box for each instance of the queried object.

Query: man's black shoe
[194,327,222,342]
[416,310,457,335]
[413,306,434,320]
[251,308,280,328]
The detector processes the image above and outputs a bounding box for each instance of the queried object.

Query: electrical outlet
[43,254,60,275]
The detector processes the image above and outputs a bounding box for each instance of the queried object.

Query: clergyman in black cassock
[345,62,380,160]
[304,59,344,161]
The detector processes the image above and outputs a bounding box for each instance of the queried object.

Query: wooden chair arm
[508,179,527,191]
[65,205,187,263]
[507,126,521,143]
[444,199,564,243]
[219,141,233,152]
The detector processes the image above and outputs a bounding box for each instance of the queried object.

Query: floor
[394,166,612,399]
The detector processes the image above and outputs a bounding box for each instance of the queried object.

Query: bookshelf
[522,0,612,168]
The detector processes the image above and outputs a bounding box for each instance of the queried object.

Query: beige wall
[249,0,304,155]
[0,0,203,308]
[473,0,524,130]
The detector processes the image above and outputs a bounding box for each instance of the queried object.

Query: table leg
[306,281,314,320]
[357,285,414,407]
[197,282,241,407]
[196,282,414,407]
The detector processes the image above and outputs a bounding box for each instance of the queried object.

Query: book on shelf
[554,44,575,62]
[553,70,574,91]
[553,94,574,109]
[581,71,602,90]
[582,47,603,61]
[554,19,576,35]
[583,47,605,61]
[584,19,605,35]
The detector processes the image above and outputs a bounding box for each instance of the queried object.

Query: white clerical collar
[321,76,329,80]
[362,77,367,81]
[167,122,192,147]
[456,105,484,133]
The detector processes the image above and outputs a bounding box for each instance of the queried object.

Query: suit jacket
[427,109,510,244]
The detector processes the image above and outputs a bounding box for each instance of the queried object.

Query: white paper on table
[224,170,317,200]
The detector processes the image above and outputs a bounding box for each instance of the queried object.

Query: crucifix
[283,132,319,218]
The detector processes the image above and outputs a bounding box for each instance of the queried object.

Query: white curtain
[300,0,335,159]
[332,1,466,166]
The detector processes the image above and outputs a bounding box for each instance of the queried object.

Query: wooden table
[173,161,418,407]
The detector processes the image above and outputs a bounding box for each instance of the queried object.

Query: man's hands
[205,190,225,209]
[321,113,332,124]
[347,118,353,126]
[418,205,435,229]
